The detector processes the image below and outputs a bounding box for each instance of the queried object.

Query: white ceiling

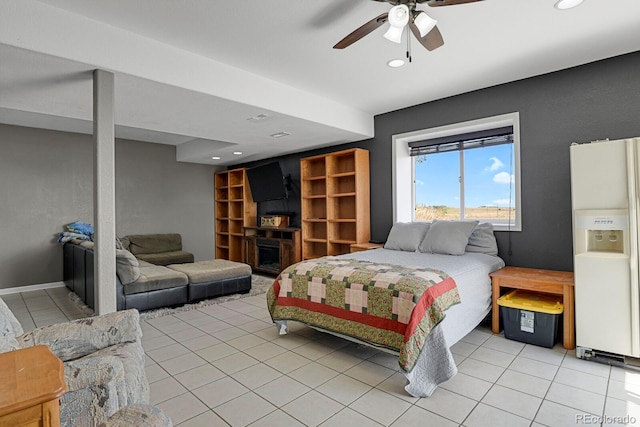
[1,0,639,165]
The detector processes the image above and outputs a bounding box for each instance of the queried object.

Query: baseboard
[0,281,66,296]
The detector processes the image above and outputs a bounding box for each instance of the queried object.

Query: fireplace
[256,239,280,274]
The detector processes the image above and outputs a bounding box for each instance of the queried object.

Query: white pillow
[384,222,431,252]
[465,223,499,256]
[418,220,479,255]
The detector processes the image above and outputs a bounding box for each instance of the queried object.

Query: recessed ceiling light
[270,132,291,138]
[554,0,584,10]
[387,59,405,68]
[233,151,242,155]
[247,113,269,122]
[211,156,221,160]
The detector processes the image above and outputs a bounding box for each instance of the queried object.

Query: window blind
[408,126,513,157]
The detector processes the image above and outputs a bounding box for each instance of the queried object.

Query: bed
[266,221,505,397]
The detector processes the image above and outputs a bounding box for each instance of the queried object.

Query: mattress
[336,248,505,348]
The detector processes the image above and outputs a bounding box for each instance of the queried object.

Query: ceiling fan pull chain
[406,25,412,62]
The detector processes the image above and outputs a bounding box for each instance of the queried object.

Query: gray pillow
[466,223,499,256]
[384,222,431,252]
[115,249,141,285]
[418,220,479,255]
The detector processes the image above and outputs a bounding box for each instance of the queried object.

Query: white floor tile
[391,405,457,427]
[195,342,238,362]
[545,382,606,415]
[248,409,306,426]
[519,343,566,366]
[316,374,373,405]
[481,384,542,419]
[156,392,208,425]
[243,341,288,360]
[264,350,312,374]
[343,360,395,387]
[439,372,492,401]
[482,335,526,355]
[214,392,277,426]
[213,352,259,375]
[282,390,344,427]
[508,355,559,381]
[554,366,608,395]
[192,376,250,408]
[458,357,506,383]
[177,410,227,426]
[288,362,340,388]
[349,388,411,426]
[496,369,551,398]
[463,402,530,427]
[254,375,311,408]
[468,346,517,368]
[146,363,170,384]
[415,387,476,423]
[561,354,611,377]
[150,377,188,405]
[231,363,283,389]
[173,364,226,390]
[322,407,384,427]
[534,400,598,426]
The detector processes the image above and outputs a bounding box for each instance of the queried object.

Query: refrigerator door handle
[626,139,640,356]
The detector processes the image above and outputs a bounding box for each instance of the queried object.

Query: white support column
[93,69,117,314]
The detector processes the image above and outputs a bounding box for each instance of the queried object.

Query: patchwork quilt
[267,257,460,372]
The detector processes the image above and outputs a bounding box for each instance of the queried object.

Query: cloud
[493,172,514,184]
[485,157,504,172]
[415,179,424,185]
[492,199,512,206]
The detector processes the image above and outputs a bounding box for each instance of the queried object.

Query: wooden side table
[490,266,575,349]
[0,345,67,427]
[350,242,384,253]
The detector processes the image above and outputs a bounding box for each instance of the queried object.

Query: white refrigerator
[570,137,640,360]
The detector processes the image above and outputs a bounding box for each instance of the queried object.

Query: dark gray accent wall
[0,124,216,289]
[236,51,640,272]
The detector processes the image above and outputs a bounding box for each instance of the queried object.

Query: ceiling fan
[333,0,483,52]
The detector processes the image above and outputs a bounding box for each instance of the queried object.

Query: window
[392,113,521,231]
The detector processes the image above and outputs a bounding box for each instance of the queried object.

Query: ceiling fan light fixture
[554,0,584,9]
[387,59,405,68]
[383,4,410,44]
[413,12,438,37]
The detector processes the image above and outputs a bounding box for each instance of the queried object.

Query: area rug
[68,274,275,320]
[140,274,274,320]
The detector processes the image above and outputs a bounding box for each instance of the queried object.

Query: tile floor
[4,286,640,426]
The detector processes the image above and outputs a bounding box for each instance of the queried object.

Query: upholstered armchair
[0,297,155,427]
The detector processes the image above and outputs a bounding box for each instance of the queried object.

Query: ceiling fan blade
[426,0,483,6]
[409,22,444,51]
[333,13,388,49]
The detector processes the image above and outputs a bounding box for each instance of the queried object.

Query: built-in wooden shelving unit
[214,168,256,262]
[300,148,370,260]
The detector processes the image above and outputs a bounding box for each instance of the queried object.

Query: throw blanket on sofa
[267,257,460,372]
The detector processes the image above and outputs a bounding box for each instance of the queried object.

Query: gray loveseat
[121,233,194,266]
[64,242,252,312]
[0,298,156,426]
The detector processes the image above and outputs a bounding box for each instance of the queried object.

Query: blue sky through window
[415,144,514,208]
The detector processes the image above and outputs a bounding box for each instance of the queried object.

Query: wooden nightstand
[0,345,66,427]
[490,266,575,349]
[350,242,384,253]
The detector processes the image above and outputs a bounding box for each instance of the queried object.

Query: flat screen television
[246,162,288,202]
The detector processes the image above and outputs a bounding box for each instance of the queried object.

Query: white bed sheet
[337,249,505,348]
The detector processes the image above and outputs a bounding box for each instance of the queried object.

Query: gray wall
[236,51,640,272]
[0,124,216,289]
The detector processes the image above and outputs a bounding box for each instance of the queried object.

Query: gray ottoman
[167,259,252,302]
